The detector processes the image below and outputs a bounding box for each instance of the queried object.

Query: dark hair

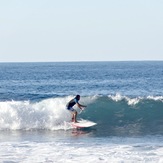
[75,95,80,100]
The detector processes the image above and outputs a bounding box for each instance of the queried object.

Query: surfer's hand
[81,106,86,110]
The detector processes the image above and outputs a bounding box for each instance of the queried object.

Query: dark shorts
[67,107,75,112]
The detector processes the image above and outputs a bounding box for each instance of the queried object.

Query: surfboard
[71,120,97,128]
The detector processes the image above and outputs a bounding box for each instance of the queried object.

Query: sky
[0,0,163,62]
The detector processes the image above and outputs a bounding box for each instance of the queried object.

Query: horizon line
[0,60,163,63]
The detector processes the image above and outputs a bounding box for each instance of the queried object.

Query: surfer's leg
[73,111,78,123]
[69,107,77,122]
[72,113,75,122]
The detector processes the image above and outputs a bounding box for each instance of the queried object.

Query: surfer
[66,95,86,123]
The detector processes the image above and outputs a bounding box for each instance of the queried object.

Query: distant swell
[0,95,163,136]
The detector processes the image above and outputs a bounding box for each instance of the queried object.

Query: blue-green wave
[81,95,163,136]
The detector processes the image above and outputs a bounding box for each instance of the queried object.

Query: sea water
[0,61,163,162]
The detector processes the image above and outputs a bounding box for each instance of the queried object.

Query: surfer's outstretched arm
[77,103,87,110]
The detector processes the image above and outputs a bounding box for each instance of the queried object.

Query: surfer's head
[75,95,80,100]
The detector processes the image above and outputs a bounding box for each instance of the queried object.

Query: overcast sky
[0,0,163,62]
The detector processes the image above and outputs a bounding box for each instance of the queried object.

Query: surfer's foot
[72,118,78,123]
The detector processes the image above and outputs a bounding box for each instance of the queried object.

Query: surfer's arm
[77,103,87,110]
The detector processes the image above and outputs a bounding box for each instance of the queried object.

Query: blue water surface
[0,61,163,101]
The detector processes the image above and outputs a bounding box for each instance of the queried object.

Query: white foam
[0,98,71,130]
[0,96,94,130]
[108,93,123,102]
[108,93,141,106]
[147,96,163,101]
[125,97,141,106]
[0,137,163,163]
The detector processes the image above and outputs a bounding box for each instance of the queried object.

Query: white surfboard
[71,119,97,128]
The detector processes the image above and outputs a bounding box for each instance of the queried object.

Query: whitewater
[0,61,163,162]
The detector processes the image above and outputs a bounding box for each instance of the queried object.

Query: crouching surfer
[66,95,86,123]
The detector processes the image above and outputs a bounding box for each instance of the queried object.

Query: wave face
[82,95,163,136]
[0,95,163,136]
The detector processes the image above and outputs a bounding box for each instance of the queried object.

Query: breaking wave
[0,94,163,136]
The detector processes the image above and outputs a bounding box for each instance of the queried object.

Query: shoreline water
[1,132,163,162]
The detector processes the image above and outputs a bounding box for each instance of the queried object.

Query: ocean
[0,61,163,162]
